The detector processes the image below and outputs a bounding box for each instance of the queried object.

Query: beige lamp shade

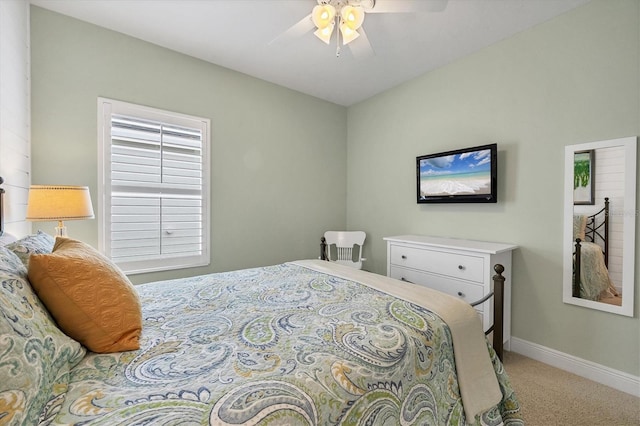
[26,185,95,236]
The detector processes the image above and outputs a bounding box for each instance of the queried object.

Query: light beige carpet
[503,351,640,425]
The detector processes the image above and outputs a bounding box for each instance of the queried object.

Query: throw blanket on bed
[577,242,614,301]
[50,262,521,425]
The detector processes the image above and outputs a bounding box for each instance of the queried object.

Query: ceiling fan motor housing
[316,0,375,12]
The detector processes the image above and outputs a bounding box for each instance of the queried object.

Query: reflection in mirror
[563,137,636,317]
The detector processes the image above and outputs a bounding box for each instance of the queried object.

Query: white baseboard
[510,337,640,397]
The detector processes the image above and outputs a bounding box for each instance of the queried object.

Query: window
[98,98,210,274]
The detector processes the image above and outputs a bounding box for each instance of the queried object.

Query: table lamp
[26,185,95,237]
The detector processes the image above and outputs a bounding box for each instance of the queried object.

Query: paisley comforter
[50,261,522,425]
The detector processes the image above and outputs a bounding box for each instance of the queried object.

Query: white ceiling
[30,0,591,106]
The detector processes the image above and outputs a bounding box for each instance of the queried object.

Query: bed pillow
[5,230,56,268]
[0,246,86,425]
[28,237,142,353]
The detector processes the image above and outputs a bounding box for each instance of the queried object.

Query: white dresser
[384,235,517,348]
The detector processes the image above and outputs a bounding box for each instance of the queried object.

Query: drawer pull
[457,291,465,298]
[458,265,465,270]
[401,255,407,259]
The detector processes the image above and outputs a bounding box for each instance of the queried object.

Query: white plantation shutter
[98,98,210,274]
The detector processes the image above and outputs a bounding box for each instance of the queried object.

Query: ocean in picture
[419,149,492,197]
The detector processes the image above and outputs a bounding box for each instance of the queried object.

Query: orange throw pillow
[28,237,142,353]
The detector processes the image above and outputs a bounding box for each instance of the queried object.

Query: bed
[573,197,618,301]
[0,180,522,425]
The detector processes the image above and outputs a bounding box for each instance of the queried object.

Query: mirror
[563,137,636,316]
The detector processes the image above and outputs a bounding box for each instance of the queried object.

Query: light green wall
[30,6,347,284]
[346,0,639,375]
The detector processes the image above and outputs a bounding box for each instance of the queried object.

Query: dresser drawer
[389,245,484,283]
[389,265,484,307]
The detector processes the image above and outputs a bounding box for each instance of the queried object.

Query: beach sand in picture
[421,174,491,196]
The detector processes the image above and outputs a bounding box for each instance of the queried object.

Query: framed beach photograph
[573,150,594,205]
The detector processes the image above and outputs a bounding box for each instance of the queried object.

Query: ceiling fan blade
[269,13,315,45]
[366,0,448,13]
[347,27,375,59]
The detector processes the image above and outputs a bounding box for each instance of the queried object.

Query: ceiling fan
[271,0,448,58]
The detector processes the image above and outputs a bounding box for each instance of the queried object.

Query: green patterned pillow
[5,231,56,268]
[0,246,86,425]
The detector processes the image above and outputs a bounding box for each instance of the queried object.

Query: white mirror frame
[563,136,637,316]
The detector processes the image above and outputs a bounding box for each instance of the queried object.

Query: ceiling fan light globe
[314,24,335,44]
[312,4,336,29]
[340,24,360,45]
[340,5,364,30]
